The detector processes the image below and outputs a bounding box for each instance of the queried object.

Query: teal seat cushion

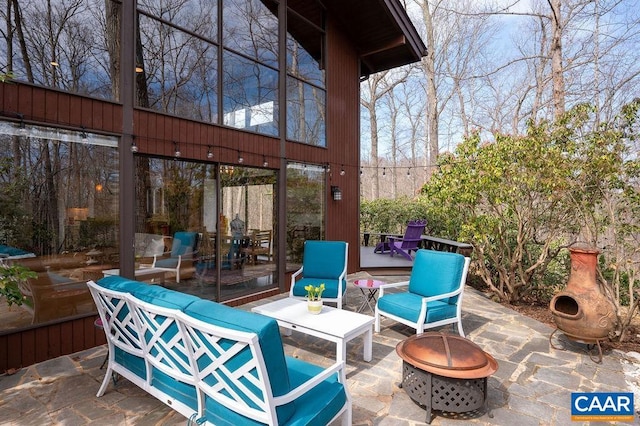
[184,300,294,424]
[377,292,457,324]
[114,347,146,379]
[151,367,198,411]
[154,257,179,268]
[202,356,346,426]
[284,357,347,426]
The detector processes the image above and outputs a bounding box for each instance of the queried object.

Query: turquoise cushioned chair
[375,249,471,336]
[152,231,199,283]
[289,240,348,309]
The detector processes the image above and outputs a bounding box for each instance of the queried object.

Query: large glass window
[286,79,326,146]
[137,13,219,121]
[286,162,325,266]
[222,50,279,135]
[0,121,119,331]
[223,0,279,68]
[286,5,326,145]
[0,0,117,100]
[135,157,277,302]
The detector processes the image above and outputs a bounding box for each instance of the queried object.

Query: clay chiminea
[549,248,615,342]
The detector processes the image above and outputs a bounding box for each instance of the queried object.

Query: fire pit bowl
[396,332,498,424]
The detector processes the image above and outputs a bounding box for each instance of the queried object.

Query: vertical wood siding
[0,317,106,373]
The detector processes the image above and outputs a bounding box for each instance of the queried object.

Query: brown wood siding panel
[32,89,46,119]
[60,322,73,355]
[34,327,50,363]
[48,323,62,360]
[20,329,35,368]
[133,110,280,166]
[6,334,22,370]
[57,93,71,126]
[325,18,361,273]
[80,97,93,128]
[0,317,102,372]
[72,319,85,353]
[0,84,121,135]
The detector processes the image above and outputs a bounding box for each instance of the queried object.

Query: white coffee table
[252,297,374,364]
[102,267,166,284]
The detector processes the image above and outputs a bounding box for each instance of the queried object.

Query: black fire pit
[396,332,498,424]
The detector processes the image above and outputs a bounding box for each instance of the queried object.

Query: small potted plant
[0,263,37,307]
[305,283,325,314]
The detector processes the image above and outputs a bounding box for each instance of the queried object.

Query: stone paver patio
[1,271,639,425]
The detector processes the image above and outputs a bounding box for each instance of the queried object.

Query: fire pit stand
[396,332,498,424]
[549,328,605,363]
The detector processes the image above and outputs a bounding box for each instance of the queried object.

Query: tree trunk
[549,0,565,119]
[421,1,439,177]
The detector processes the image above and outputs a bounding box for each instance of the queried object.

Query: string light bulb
[131,139,138,153]
[262,155,268,167]
[237,150,244,163]
[207,145,213,159]
[340,165,345,176]
[174,142,181,158]
[17,119,27,135]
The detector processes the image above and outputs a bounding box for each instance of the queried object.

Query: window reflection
[223,0,279,68]
[135,158,277,302]
[286,162,325,266]
[285,4,326,145]
[0,122,119,330]
[287,79,326,146]
[138,0,218,39]
[223,50,279,136]
[137,14,219,121]
[0,0,116,100]
[286,11,324,87]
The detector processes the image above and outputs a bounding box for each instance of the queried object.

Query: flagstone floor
[1,271,639,425]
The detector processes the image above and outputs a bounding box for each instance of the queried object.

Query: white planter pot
[307,299,323,314]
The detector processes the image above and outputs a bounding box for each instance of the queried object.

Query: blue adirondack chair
[388,220,427,261]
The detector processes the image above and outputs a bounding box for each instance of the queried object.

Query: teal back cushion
[172,231,198,256]
[184,300,295,424]
[131,284,200,310]
[302,240,347,279]
[96,275,147,293]
[408,250,465,300]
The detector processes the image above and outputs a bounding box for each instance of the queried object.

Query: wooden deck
[359,245,414,272]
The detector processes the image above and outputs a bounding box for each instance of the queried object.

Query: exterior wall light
[331,185,342,201]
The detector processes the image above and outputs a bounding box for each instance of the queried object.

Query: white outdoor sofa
[87,276,352,425]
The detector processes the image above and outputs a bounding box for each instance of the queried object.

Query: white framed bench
[88,276,352,425]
